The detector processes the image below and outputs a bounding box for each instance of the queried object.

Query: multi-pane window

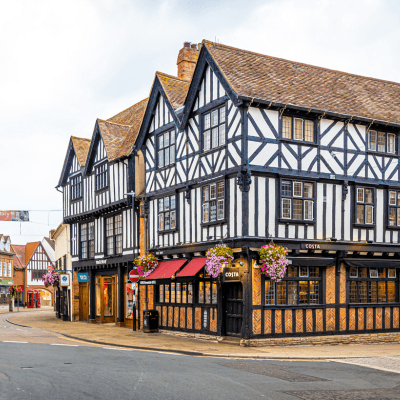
[265,266,321,305]
[198,267,218,304]
[368,130,396,154]
[106,215,123,256]
[203,106,226,152]
[202,181,225,223]
[70,175,82,200]
[8,263,11,277]
[158,130,175,168]
[349,267,397,303]
[356,187,374,224]
[80,222,94,259]
[281,180,314,220]
[282,116,314,142]
[388,190,400,227]
[158,195,176,231]
[95,163,108,190]
[158,283,193,304]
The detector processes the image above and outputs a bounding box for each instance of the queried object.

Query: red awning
[145,259,187,280]
[176,257,207,278]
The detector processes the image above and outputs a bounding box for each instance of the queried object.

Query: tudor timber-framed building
[59,40,400,343]
[136,40,400,342]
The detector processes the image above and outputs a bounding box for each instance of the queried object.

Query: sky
[1,0,399,244]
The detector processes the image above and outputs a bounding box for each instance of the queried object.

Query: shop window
[70,174,82,200]
[95,277,101,316]
[282,116,315,142]
[368,130,396,154]
[197,267,218,305]
[157,283,193,304]
[348,267,397,303]
[125,275,136,319]
[281,180,314,221]
[202,181,225,223]
[105,214,123,256]
[264,266,321,305]
[388,190,400,227]
[355,187,374,225]
[158,195,177,232]
[80,222,94,259]
[158,130,175,168]
[203,105,226,152]
[95,162,108,191]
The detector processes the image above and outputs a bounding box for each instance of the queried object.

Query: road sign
[129,269,139,283]
[47,265,54,272]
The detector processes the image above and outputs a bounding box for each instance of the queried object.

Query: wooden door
[102,276,116,323]
[223,282,243,336]
[79,284,89,321]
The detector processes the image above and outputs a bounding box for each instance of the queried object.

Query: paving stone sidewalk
[5,310,400,359]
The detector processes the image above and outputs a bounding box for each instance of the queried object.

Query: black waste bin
[143,310,159,333]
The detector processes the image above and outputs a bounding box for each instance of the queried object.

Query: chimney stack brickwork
[177,42,199,81]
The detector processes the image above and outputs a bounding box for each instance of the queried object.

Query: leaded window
[349,267,397,304]
[157,283,193,304]
[70,175,82,200]
[158,130,175,168]
[203,106,226,152]
[80,221,94,259]
[281,180,314,221]
[265,266,321,305]
[202,181,225,223]
[106,215,123,256]
[198,267,218,304]
[95,163,108,190]
[356,187,374,225]
[388,190,400,227]
[368,130,396,154]
[282,116,314,142]
[158,195,176,231]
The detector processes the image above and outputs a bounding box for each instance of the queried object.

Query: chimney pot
[191,43,197,49]
[184,41,191,48]
[177,42,200,80]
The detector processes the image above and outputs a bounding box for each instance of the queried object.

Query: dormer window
[368,130,396,154]
[95,162,108,191]
[282,116,314,142]
[158,130,175,168]
[70,175,82,200]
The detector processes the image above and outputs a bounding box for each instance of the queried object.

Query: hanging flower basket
[258,244,289,282]
[205,245,234,278]
[134,254,158,278]
[42,270,60,288]
[8,285,23,298]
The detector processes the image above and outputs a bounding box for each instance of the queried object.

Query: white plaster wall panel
[268,178,276,237]
[237,188,242,237]
[248,108,275,139]
[320,119,338,147]
[230,178,235,236]
[198,81,204,108]
[325,184,333,238]
[316,183,324,239]
[297,225,304,239]
[228,111,241,139]
[278,224,285,238]
[258,177,266,237]
[320,150,343,175]
[219,81,226,97]
[249,181,255,236]
[282,145,297,170]
[348,155,364,178]
[197,187,202,242]
[376,189,384,242]
[205,66,211,104]
[185,200,190,244]
[288,225,296,238]
[350,124,366,152]
[301,148,317,171]
[393,231,398,243]
[335,185,342,239]
[252,143,278,167]
[228,143,241,166]
[307,226,314,240]
[212,69,218,100]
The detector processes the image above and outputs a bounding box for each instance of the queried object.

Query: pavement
[4,309,400,360]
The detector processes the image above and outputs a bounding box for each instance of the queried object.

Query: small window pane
[365,189,373,203]
[203,203,209,223]
[369,281,377,303]
[204,113,211,130]
[388,134,395,153]
[309,281,319,304]
[293,199,302,219]
[282,116,292,139]
[304,120,314,142]
[390,191,396,205]
[388,269,396,278]
[219,124,226,145]
[365,205,373,224]
[377,132,385,152]
[159,135,164,149]
[176,283,181,303]
[350,281,358,303]
[159,198,164,212]
[398,192,400,206]
[309,267,320,277]
[211,110,218,127]
[158,150,164,167]
[287,266,298,277]
[203,186,209,202]
[304,200,313,220]
[210,184,217,199]
[388,281,396,302]
[218,182,224,198]
[299,281,308,304]
[212,282,217,304]
[217,199,224,220]
[170,145,175,164]
[359,281,367,303]
[210,200,217,222]
[349,267,358,278]
[265,281,275,305]
[293,182,302,197]
[158,213,164,230]
[170,211,176,229]
[170,131,175,145]
[277,281,286,305]
[164,148,170,166]
[164,212,170,230]
[164,131,170,147]
[220,107,226,123]
[369,131,377,151]
[198,282,204,303]
[294,119,303,140]
[357,188,364,203]
[378,281,386,303]
[281,181,292,197]
[282,198,291,219]
[304,183,313,198]
[359,268,368,278]
[182,284,187,303]
[159,285,164,302]
[188,284,193,303]
[205,282,211,304]
[356,204,365,224]
[287,281,297,305]
[204,130,211,151]
[370,269,378,278]
[300,267,308,277]
[170,283,176,303]
[165,284,170,302]
[164,197,170,211]
[212,127,219,148]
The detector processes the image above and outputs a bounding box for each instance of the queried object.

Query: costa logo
[305,244,321,249]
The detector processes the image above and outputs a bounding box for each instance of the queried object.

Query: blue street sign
[78,273,89,283]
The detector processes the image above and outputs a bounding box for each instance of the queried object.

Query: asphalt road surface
[1,316,400,399]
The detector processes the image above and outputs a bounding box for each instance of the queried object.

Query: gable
[68,153,80,177]
[149,94,174,133]
[94,136,107,165]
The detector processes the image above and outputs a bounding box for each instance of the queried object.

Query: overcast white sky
[1,0,399,245]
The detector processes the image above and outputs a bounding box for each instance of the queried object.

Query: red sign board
[47,265,54,272]
[129,269,139,283]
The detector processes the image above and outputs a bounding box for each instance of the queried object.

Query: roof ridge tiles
[202,39,400,88]
[97,118,132,128]
[156,71,190,82]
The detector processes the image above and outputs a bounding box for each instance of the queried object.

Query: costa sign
[304,244,321,249]
[222,267,241,283]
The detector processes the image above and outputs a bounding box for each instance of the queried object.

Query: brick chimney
[177,42,199,81]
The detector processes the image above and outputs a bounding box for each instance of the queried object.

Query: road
[1,315,400,399]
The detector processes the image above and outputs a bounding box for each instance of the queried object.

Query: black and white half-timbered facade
[58,98,147,326]
[135,40,400,342]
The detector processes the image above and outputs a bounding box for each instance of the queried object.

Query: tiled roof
[43,237,55,251]
[25,242,39,265]
[156,72,190,110]
[71,137,91,167]
[204,40,400,124]
[105,98,149,160]
[11,244,26,268]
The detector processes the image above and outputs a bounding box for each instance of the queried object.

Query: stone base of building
[159,329,219,342]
